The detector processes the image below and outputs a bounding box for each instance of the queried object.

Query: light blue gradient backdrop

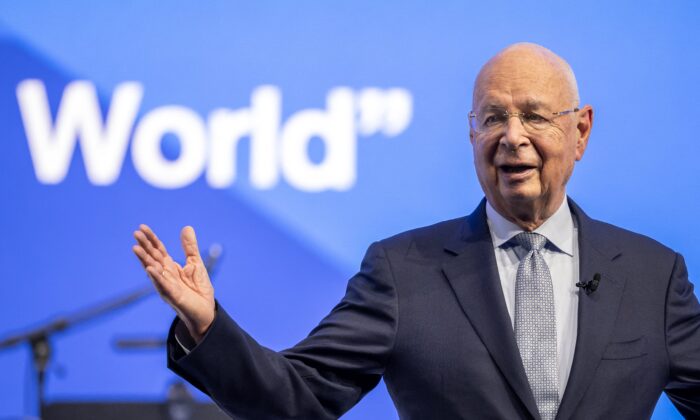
[0,1,697,418]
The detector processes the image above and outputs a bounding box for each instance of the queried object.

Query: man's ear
[575,105,593,161]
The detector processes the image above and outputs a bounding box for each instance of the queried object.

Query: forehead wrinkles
[476,72,567,111]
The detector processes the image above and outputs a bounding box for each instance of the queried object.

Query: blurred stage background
[0,1,698,418]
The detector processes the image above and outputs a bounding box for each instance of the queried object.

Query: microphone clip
[576,273,601,295]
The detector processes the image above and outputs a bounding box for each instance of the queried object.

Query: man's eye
[523,112,548,123]
[483,114,507,127]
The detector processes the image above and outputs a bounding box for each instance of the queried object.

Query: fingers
[133,226,181,279]
[140,224,169,256]
[133,245,182,300]
[180,226,203,262]
[133,225,169,265]
[132,244,163,273]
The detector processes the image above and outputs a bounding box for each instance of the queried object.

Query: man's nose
[499,115,531,150]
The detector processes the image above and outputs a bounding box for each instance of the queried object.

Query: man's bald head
[472,43,580,111]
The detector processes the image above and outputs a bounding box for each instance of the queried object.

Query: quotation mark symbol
[356,88,413,137]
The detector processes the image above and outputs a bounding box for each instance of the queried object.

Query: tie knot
[513,232,547,252]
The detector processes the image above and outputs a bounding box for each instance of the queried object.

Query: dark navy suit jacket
[168,199,700,419]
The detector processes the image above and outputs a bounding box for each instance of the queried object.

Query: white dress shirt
[486,197,579,398]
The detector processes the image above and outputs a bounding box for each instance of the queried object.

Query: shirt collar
[485,196,575,256]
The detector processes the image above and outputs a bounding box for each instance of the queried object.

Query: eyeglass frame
[468,107,580,134]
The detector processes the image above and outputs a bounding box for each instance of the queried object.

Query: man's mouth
[499,164,537,174]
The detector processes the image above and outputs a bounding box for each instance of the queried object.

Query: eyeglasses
[468,108,579,134]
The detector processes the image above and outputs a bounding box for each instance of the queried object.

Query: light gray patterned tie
[513,232,559,420]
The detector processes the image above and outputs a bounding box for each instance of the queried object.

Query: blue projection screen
[0,1,698,419]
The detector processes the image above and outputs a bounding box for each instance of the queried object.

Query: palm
[165,255,212,310]
[133,225,216,340]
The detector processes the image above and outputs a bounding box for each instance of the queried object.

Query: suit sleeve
[664,252,700,416]
[166,241,398,419]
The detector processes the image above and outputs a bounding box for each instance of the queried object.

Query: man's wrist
[180,305,216,344]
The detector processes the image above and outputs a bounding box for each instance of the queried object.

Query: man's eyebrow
[480,104,507,112]
[521,99,546,109]
[477,98,550,112]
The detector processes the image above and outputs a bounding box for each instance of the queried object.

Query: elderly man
[133,43,700,419]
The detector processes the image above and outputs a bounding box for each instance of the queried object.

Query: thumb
[180,226,203,261]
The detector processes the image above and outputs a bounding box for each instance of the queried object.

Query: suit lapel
[556,200,626,419]
[442,201,540,420]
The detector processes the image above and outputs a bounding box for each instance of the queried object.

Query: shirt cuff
[173,319,198,354]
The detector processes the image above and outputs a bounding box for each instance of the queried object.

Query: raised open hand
[133,224,215,342]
